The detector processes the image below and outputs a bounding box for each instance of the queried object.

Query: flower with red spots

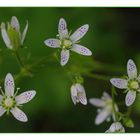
[44,18,92,66]
[0,73,36,122]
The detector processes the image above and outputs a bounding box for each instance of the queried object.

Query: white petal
[71,94,77,105]
[110,78,128,89]
[109,122,125,132]
[103,92,111,100]
[71,44,92,56]
[137,75,140,82]
[21,21,28,44]
[60,50,70,66]
[78,93,87,105]
[125,90,136,106]
[58,18,68,39]
[89,98,105,107]
[10,107,28,122]
[4,73,15,97]
[15,90,36,105]
[71,85,77,96]
[44,39,60,48]
[11,16,20,32]
[1,23,12,49]
[127,59,137,79]
[70,24,89,42]
[95,109,109,125]
[0,106,6,116]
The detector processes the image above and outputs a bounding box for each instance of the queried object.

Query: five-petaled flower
[89,92,118,125]
[105,122,125,133]
[110,59,140,106]
[1,16,28,50]
[71,83,87,105]
[44,18,92,66]
[0,73,36,122]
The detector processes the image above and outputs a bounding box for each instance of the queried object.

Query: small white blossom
[1,16,28,50]
[105,122,125,133]
[110,59,140,106]
[89,92,118,125]
[0,73,36,122]
[71,83,87,105]
[44,18,92,66]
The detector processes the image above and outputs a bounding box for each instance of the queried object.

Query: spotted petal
[58,18,68,39]
[89,98,105,107]
[10,107,28,122]
[60,50,70,66]
[78,93,87,105]
[4,73,15,97]
[70,24,89,43]
[15,90,36,105]
[95,109,109,125]
[44,39,60,48]
[21,21,28,44]
[127,59,137,79]
[110,78,128,89]
[1,23,12,49]
[125,90,136,106]
[0,106,6,116]
[106,122,125,133]
[11,16,20,32]
[71,44,92,56]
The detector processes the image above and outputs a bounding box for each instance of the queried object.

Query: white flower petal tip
[11,16,20,32]
[1,22,12,49]
[127,59,137,79]
[44,39,60,48]
[15,90,36,105]
[125,91,136,106]
[70,24,89,43]
[4,73,15,97]
[110,78,128,89]
[89,98,105,107]
[106,122,125,133]
[10,107,28,122]
[60,50,70,66]
[59,18,67,31]
[95,109,109,125]
[71,44,92,56]
[21,20,28,44]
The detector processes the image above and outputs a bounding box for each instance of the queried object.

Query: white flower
[105,122,125,133]
[71,83,87,105]
[110,59,140,106]
[44,18,92,66]
[1,16,28,50]
[0,73,36,122]
[89,92,118,125]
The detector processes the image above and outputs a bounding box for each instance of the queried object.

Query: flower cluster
[0,16,138,133]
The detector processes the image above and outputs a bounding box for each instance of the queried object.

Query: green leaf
[123,117,134,128]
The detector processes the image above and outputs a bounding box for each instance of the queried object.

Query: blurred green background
[0,7,139,132]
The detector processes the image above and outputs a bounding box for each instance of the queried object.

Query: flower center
[62,39,72,49]
[3,97,14,108]
[129,80,139,90]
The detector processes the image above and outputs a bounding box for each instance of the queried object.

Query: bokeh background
[0,7,139,132]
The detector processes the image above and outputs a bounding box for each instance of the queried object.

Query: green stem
[111,86,118,122]
[14,51,24,69]
[84,73,111,81]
